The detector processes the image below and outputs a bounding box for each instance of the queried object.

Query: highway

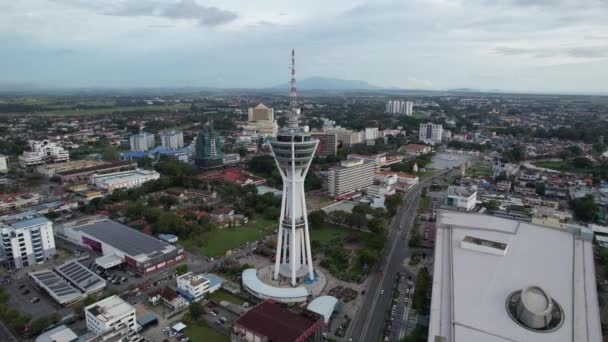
[346,170,450,342]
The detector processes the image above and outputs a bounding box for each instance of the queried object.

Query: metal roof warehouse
[64,218,185,275]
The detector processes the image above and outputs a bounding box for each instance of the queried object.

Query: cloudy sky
[1,0,607,93]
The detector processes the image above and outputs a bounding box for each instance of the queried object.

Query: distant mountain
[274,77,379,90]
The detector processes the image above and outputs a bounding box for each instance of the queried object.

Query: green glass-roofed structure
[195,121,223,170]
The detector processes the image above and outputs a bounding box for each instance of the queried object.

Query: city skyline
[1,0,607,93]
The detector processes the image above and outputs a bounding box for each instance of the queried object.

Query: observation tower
[269,49,319,286]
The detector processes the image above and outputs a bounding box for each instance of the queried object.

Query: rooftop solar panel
[29,270,81,305]
[55,260,106,294]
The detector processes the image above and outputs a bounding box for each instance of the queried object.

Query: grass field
[310,224,354,243]
[531,159,587,173]
[306,194,335,212]
[185,322,229,342]
[208,290,244,305]
[465,162,492,177]
[182,218,278,257]
[29,104,190,116]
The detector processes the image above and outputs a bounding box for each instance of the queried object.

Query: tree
[483,200,499,210]
[101,149,119,160]
[176,264,188,275]
[535,182,546,196]
[568,145,582,156]
[304,172,322,191]
[412,267,431,313]
[368,218,386,234]
[189,301,204,321]
[503,146,525,162]
[572,157,593,169]
[308,210,326,229]
[572,195,598,222]
[385,194,402,215]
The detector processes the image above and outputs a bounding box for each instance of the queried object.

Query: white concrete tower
[270,49,319,286]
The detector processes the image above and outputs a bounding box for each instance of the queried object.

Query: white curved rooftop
[242,269,309,301]
[307,295,338,323]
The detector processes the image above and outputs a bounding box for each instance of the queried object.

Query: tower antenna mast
[290,49,297,111]
[286,49,300,128]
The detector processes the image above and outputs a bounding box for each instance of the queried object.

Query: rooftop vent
[506,286,563,332]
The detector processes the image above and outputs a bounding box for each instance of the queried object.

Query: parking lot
[385,272,415,341]
[4,277,66,319]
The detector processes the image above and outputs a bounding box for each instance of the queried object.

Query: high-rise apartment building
[1,211,56,269]
[326,126,363,148]
[311,132,338,157]
[327,159,375,197]
[385,100,413,116]
[248,103,274,121]
[129,132,155,152]
[419,123,443,145]
[18,140,70,167]
[365,120,379,145]
[195,122,223,170]
[159,130,184,149]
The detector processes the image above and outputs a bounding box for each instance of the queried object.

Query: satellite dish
[296,108,302,115]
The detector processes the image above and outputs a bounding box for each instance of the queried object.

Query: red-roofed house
[232,299,324,342]
[202,168,265,186]
[400,144,432,155]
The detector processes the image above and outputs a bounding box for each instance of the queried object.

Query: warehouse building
[63,218,185,275]
[92,169,160,191]
[29,269,83,305]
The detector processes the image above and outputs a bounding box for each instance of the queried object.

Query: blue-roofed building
[202,273,224,293]
[1,211,56,269]
[121,145,194,163]
[158,234,178,243]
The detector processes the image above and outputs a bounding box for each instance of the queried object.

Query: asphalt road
[347,170,453,342]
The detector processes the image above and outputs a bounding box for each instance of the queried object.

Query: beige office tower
[327,159,375,197]
[248,103,275,122]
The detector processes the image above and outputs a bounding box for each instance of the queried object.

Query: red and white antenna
[290,48,297,111]
[286,49,300,128]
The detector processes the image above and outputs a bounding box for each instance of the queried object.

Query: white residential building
[18,140,70,167]
[364,126,379,144]
[85,295,136,335]
[160,131,184,149]
[176,272,211,302]
[492,160,520,177]
[447,185,477,211]
[223,153,241,165]
[0,154,8,173]
[419,123,443,145]
[1,211,56,269]
[92,169,160,191]
[327,159,375,198]
[325,126,363,147]
[367,185,395,197]
[385,100,413,116]
[129,132,155,152]
[429,211,601,342]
